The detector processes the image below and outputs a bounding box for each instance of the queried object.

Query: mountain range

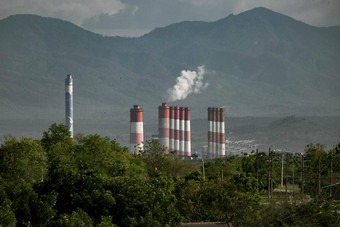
[0,7,339,137]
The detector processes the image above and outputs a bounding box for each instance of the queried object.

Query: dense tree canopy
[0,124,339,226]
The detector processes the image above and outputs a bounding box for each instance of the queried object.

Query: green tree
[0,137,47,184]
[41,123,73,151]
[96,216,117,227]
[141,140,197,178]
[262,200,340,226]
[0,186,16,226]
[327,143,340,199]
[304,143,328,198]
[76,134,147,178]
[2,182,56,226]
[175,173,261,225]
[204,158,233,181]
[109,176,181,227]
[57,209,94,227]
[39,165,116,224]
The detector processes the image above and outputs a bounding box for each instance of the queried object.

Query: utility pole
[330,150,333,198]
[318,154,321,198]
[256,149,259,191]
[221,164,224,182]
[41,168,44,182]
[301,153,304,200]
[268,148,271,200]
[285,152,289,201]
[270,149,274,199]
[202,159,205,180]
[292,153,295,199]
[221,170,223,182]
[281,153,284,188]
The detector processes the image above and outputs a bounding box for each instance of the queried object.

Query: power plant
[158,103,170,152]
[65,74,73,137]
[184,107,191,157]
[64,76,226,159]
[130,105,144,153]
[208,107,225,159]
[174,106,180,152]
[157,103,191,158]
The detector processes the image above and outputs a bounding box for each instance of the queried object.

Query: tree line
[0,123,339,226]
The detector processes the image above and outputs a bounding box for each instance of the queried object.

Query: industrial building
[158,103,191,158]
[130,105,144,153]
[208,107,225,159]
[64,76,226,159]
[65,74,73,137]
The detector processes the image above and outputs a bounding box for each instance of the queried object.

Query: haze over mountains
[0,7,339,148]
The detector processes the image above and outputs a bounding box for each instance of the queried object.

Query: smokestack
[212,108,217,159]
[180,107,185,158]
[158,103,169,152]
[207,107,226,159]
[208,107,213,159]
[216,108,221,158]
[130,105,144,153]
[220,108,225,157]
[65,74,73,137]
[185,107,191,157]
[169,106,175,151]
[174,106,180,155]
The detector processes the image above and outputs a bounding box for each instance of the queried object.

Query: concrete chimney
[185,107,191,157]
[174,106,180,155]
[220,108,225,157]
[180,107,185,157]
[212,108,217,159]
[216,108,221,158]
[130,105,144,153]
[65,74,73,137]
[208,107,213,159]
[158,103,169,152]
[169,106,175,151]
[207,107,226,159]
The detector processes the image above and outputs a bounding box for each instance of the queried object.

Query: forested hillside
[0,7,339,123]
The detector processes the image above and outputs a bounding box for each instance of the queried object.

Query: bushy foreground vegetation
[0,124,339,226]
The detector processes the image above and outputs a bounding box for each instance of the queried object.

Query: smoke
[166,65,209,102]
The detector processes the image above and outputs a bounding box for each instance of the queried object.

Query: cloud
[189,0,224,8]
[0,0,125,25]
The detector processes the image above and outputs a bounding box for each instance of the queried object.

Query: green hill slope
[0,7,339,126]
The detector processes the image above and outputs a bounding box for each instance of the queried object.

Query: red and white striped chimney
[174,106,180,155]
[220,108,225,157]
[208,107,213,159]
[216,108,221,158]
[212,108,217,159]
[159,103,170,152]
[185,107,191,157]
[169,106,175,151]
[180,107,185,157]
[130,105,143,153]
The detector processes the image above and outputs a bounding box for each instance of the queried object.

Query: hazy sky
[1,0,339,37]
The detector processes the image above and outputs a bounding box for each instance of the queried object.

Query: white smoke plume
[166,65,209,102]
